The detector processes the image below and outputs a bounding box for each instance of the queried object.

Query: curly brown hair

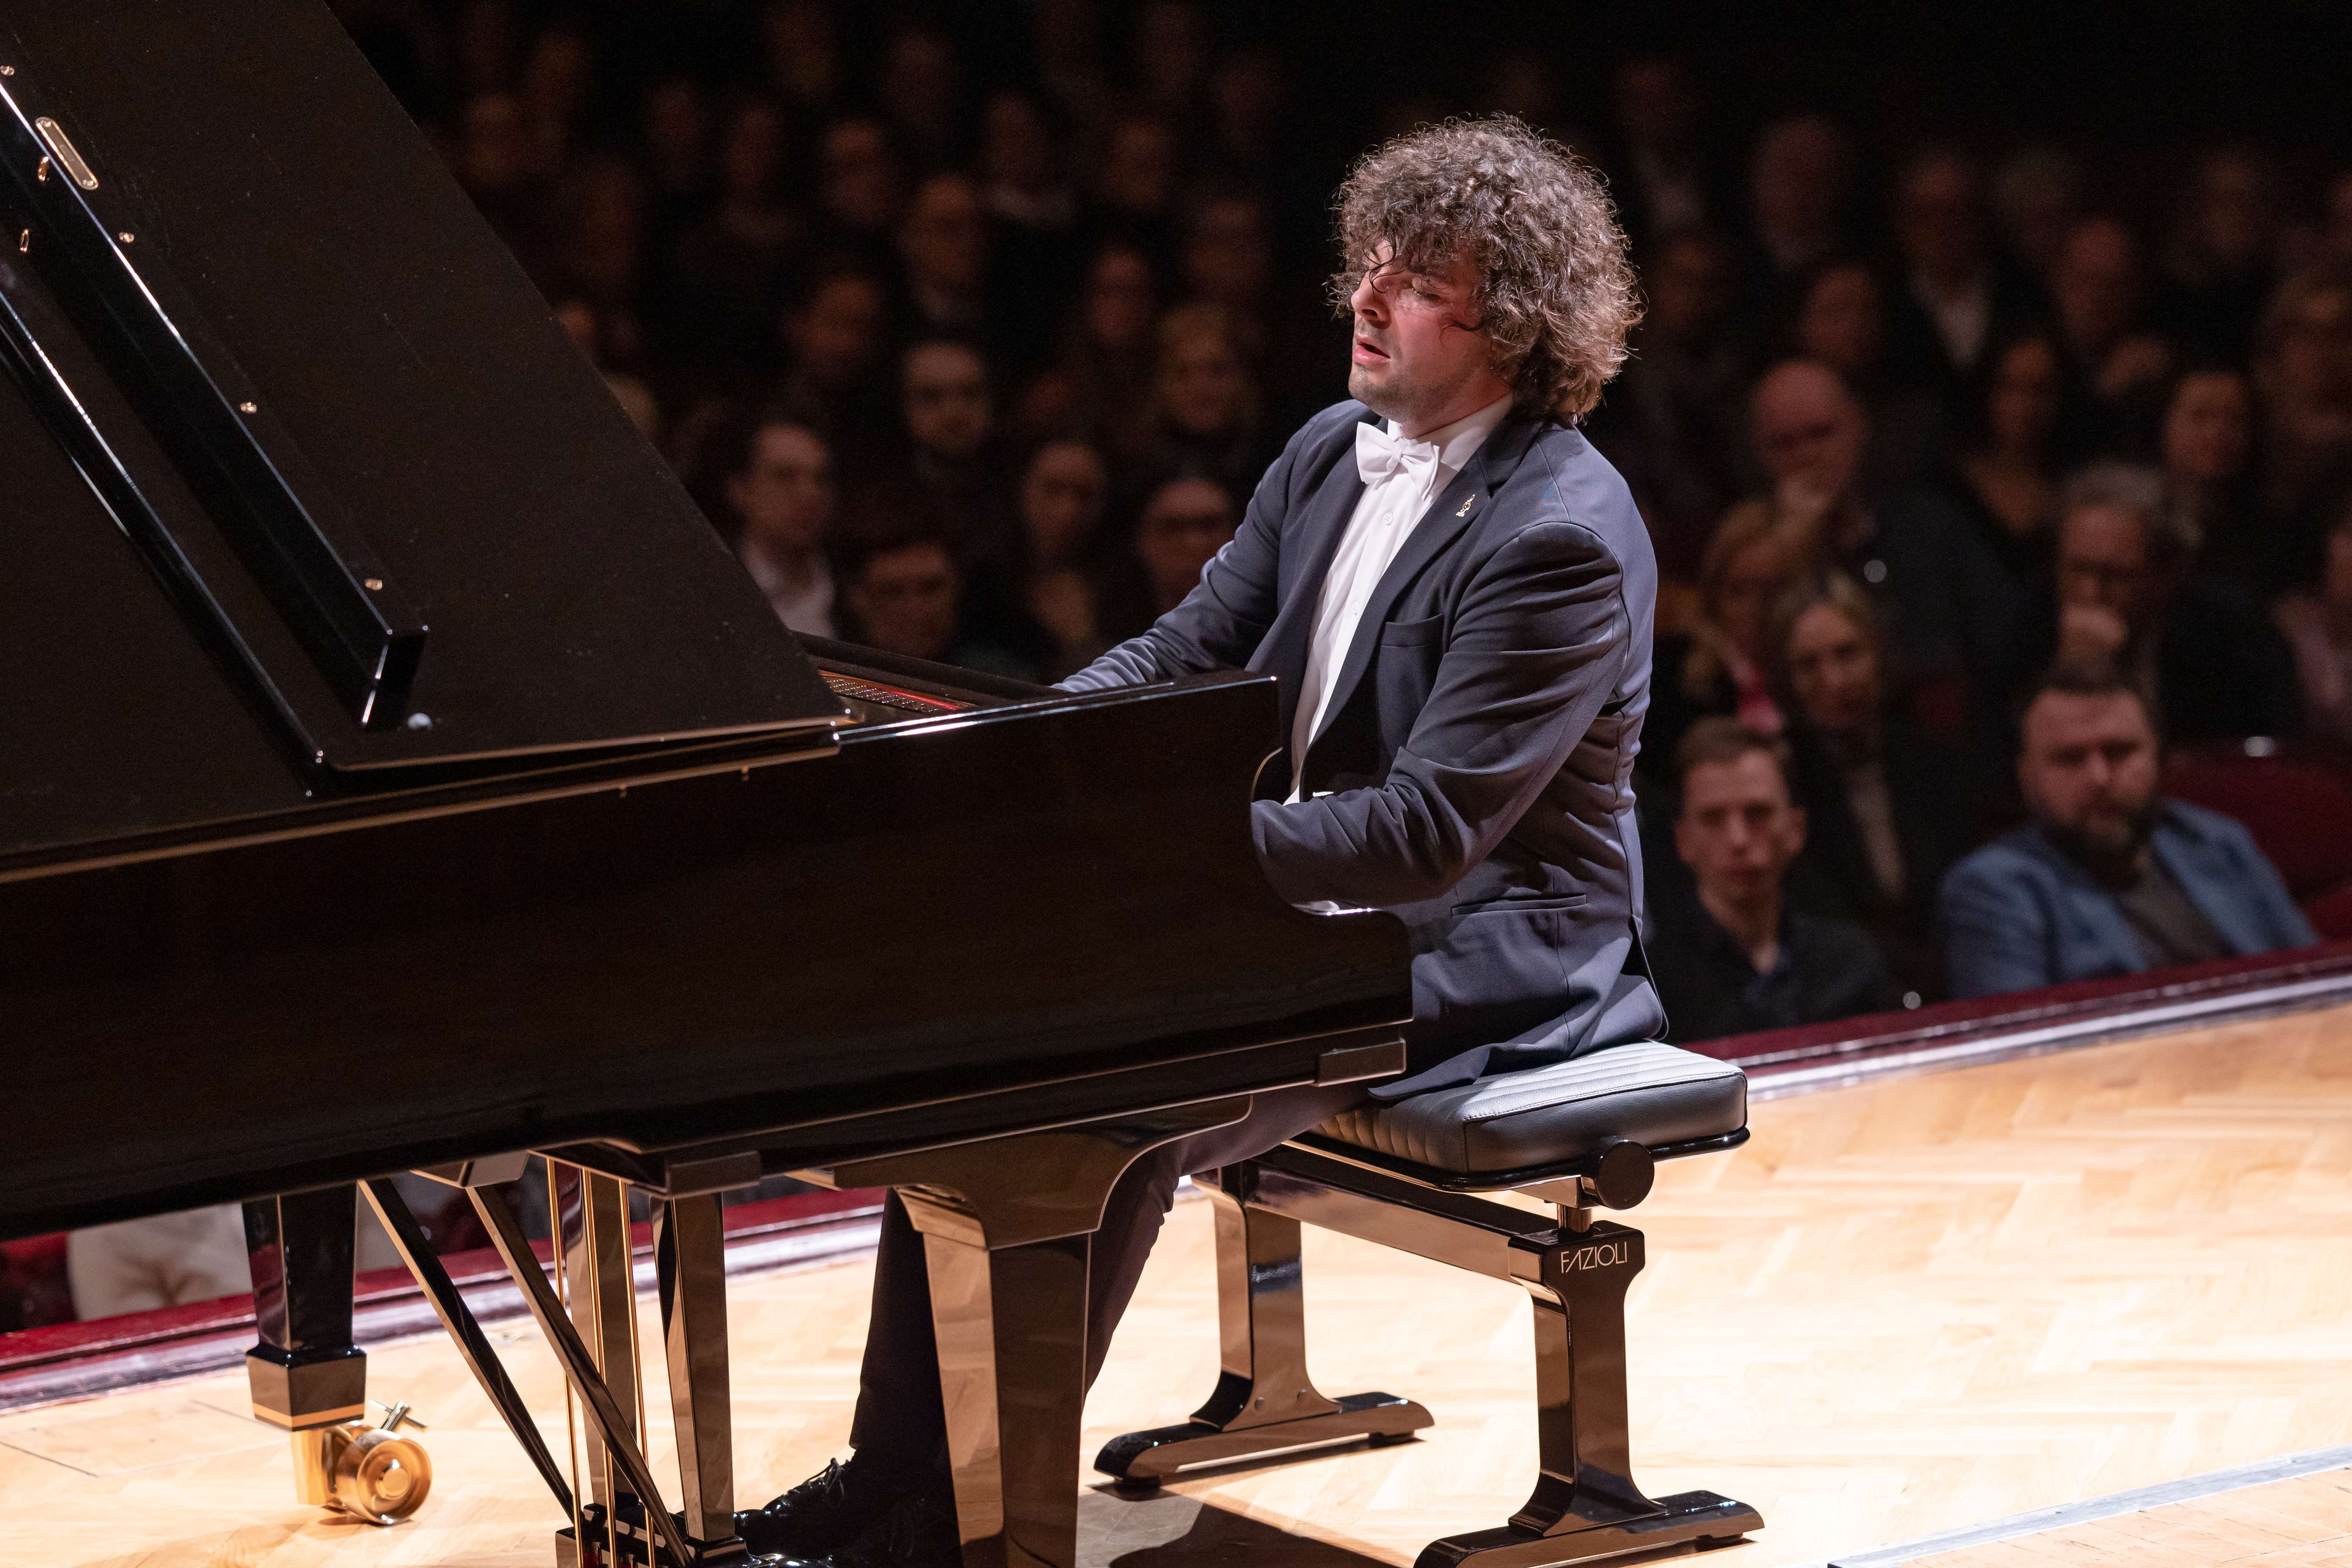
[1329,115,1639,421]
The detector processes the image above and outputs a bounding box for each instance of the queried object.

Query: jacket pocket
[1379,613,1445,647]
[1448,892,1591,916]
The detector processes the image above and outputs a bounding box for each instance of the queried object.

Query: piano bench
[1095,1041,1763,1568]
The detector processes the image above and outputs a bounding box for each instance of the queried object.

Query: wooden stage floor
[5,1003,2351,1568]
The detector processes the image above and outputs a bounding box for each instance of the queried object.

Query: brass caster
[332,1426,432,1524]
[291,1399,433,1524]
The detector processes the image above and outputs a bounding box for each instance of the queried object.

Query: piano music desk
[4,1001,2349,1566]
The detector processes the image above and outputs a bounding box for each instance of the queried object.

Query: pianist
[747,114,1657,1565]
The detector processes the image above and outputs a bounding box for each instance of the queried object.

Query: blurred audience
[1938,667,2315,998]
[1647,718,1899,1041]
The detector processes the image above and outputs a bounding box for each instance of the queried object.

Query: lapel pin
[1456,495,1476,516]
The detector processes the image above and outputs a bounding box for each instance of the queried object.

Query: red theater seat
[2166,744,2352,939]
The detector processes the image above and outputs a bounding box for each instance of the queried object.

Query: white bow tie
[1356,422,1441,487]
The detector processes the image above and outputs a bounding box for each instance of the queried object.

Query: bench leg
[1093,1166,1431,1486]
[1415,1220,1758,1568]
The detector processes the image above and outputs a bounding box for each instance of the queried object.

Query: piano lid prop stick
[469,1182,696,1568]
[358,1179,575,1517]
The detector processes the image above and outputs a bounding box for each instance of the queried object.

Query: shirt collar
[1385,392,1513,473]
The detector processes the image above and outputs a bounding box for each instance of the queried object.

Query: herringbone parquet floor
[4,1003,2349,1568]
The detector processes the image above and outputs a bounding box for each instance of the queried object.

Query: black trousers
[846,1081,1374,1467]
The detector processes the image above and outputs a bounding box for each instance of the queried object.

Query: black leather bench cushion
[1314,1041,1748,1177]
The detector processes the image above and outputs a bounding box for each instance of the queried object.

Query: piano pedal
[290,1400,432,1524]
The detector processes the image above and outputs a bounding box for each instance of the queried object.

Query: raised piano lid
[0,0,842,791]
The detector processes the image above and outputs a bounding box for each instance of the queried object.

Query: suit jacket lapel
[1306,415,1545,755]
[1249,413,1377,745]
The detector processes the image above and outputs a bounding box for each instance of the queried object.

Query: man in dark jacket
[746,117,1657,1565]
[1650,717,1899,1041]
[1939,667,2315,998]
[1995,462,2301,747]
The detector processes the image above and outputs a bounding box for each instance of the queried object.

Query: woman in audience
[1950,333,2065,583]
[987,437,1118,678]
[2160,366,2270,591]
[1646,501,1815,789]
[1767,571,1975,997]
[2275,493,2352,750]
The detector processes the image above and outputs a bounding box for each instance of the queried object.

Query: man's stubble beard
[2037,793,2163,884]
[1350,357,1473,432]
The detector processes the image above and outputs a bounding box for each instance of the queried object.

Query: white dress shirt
[1289,393,1512,799]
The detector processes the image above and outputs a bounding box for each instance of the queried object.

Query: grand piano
[0,3,1413,1564]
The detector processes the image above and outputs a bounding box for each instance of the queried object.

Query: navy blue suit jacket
[1062,400,1664,1095]
[1937,801,2317,999]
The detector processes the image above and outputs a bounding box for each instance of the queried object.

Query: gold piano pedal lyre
[290,1399,433,1524]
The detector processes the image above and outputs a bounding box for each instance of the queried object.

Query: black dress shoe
[816,1482,961,1568]
[735,1455,904,1559]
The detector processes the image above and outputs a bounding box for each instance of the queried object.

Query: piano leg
[553,1162,655,1566]
[819,1097,1253,1568]
[655,1194,740,1548]
[243,1187,367,1503]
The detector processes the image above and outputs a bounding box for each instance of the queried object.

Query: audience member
[1938,667,2315,998]
[2157,146,2281,367]
[1768,572,1974,995]
[2159,367,2268,590]
[999,438,1117,675]
[773,266,894,472]
[728,416,837,635]
[895,338,1010,564]
[814,115,904,266]
[1788,261,1946,489]
[895,174,995,346]
[1018,241,1161,457]
[556,298,661,437]
[1990,143,2083,280]
[1144,304,1268,500]
[1116,475,1238,631]
[1950,334,2065,583]
[1743,116,1856,308]
[838,528,1033,679]
[1645,501,1812,776]
[661,97,802,387]
[980,89,1083,356]
[1885,148,2038,412]
[1608,56,1725,254]
[1998,462,2301,744]
[1747,359,2015,718]
[2048,217,2173,461]
[1588,230,1748,583]
[1646,718,1900,1041]
[2275,493,2352,749]
[2253,270,2352,532]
